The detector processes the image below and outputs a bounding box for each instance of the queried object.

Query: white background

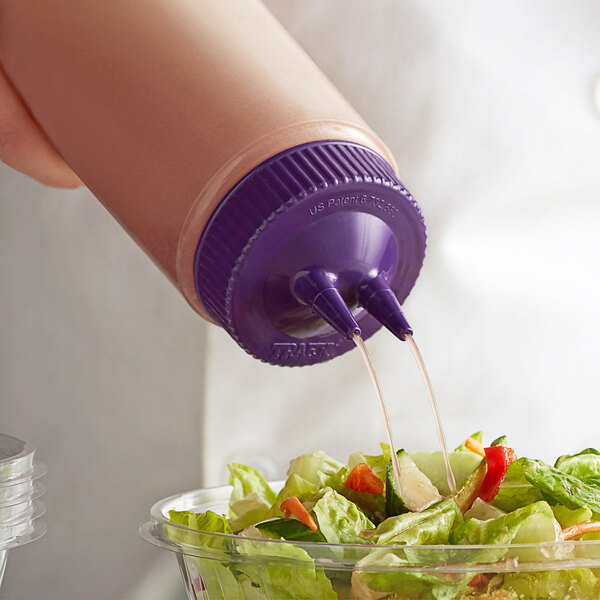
[1,1,600,598]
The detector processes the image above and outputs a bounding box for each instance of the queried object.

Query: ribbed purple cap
[194,141,426,366]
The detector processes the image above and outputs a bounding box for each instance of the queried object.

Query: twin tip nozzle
[292,268,413,342]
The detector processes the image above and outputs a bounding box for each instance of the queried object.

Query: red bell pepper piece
[468,574,490,590]
[344,463,384,495]
[478,446,517,503]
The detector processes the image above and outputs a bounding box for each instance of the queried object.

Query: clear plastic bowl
[141,484,600,600]
[0,434,47,590]
[0,434,36,481]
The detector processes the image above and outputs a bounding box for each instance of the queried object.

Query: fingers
[0,66,82,188]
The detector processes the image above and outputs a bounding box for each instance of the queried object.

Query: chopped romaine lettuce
[168,509,233,551]
[270,451,348,517]
[518,458,600,512]
[551,505,594,529]
[166,511,239,599]
[494,568,599,599]
[555,449,600,480]
[451,501,560,562]
[313,487,374,544]
[491,459,544,512]
[352,549,470,600]
[235,536,337,599]
[228,463,277,531]
[361,499,462,546]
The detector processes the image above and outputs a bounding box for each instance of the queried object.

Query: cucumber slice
[386,450,443,515]
[491,435,508,447]
[453,459,487,514]
[255,518,325,542]
[410,451,483,496]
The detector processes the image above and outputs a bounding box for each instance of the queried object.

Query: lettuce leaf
[352,550,469,600]
[269,451,348,517]
[167,511,239,600]
[555,449,600,480]
[361,499,462,546]
[496,568,599,599]
[450,501,560,562]
[313,487,374,544]
[235,537,337,599]
[518,458,600,512]
[491,459,544,512]
[551,505,593,529]
[227,463,276,531]
[167,509,233,552]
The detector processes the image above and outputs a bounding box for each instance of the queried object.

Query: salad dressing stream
[405,334,456,494]
[352,331,456,496]
[351,333,403,491]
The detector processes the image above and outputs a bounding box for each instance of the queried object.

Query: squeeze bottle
[0,0,426,365]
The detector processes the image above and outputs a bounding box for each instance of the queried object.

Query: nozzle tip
[358,276,412,341]
[292,268,361,339]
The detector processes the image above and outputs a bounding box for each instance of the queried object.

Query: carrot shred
[344,463,384,495]
[562,521,600,540]
[280,496,318,532]
[465,437,486,457]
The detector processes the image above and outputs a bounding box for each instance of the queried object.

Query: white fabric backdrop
[1,1,599,598]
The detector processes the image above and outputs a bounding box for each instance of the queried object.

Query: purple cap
[194,141,426,366]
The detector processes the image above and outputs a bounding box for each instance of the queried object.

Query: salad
[166,434,600,599]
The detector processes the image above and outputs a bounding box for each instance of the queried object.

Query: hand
[0,65,81,188]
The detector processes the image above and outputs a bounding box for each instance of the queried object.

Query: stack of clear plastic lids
[0,433,46,587]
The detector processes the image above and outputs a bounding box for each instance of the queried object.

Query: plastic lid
[194,141,426,366]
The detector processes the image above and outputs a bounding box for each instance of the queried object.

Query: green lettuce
[185,557,244,600]
[167,509,233,552]
[313,487,374,544]
[494,568,599,599]
[491,459,544,512]
[551,504,593,529]
[518,458,600,512]
[269,451,349,517]
[555,448,600,480]
[236,574,269,599]
[167,511,239,600]
[235,536,337,599]
[228,463,276,531]
[451,501,560,562]
[352,550,469,600]
[361,499,462,546]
